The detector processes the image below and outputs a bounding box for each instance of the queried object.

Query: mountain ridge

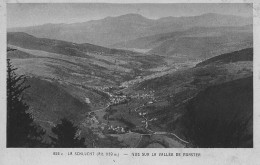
[8,13,252,47]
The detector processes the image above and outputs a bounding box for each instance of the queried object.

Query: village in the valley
[80,85,158,137]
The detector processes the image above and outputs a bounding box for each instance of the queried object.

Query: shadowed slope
[183,76,253,148]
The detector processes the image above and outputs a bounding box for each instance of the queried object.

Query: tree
[50,118,86,148]
[7,59,45,147]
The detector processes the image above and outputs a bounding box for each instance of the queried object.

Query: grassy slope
[24,77,90,124]
[7,32,138,57]
[7,47,37,59]
[23,77,91,142]
[7,32,167,85]
[196,47,253,67]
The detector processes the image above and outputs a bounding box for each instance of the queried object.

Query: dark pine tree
[50,118,86,148]
[7,58,46,147]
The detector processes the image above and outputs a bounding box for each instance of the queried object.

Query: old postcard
[0,0,260,165]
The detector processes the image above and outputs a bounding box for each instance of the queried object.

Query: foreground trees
[50,118,86,148]
[7,59,45,147]
[6,57,95,148]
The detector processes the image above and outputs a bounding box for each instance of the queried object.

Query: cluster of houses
[82,115,100,129]
[106,125,126,134]
[110,95,129,105]
[83,111,128,135]
[131,90,155,100]
[93,85,131,106]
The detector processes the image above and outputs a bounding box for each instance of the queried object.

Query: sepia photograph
[6,3,253,149]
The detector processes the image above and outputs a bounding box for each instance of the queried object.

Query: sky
[7,3,253,28]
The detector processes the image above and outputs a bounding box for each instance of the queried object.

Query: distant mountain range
[8,13,252,47]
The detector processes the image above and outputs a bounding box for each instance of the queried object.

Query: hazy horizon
[7,3,252,28]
